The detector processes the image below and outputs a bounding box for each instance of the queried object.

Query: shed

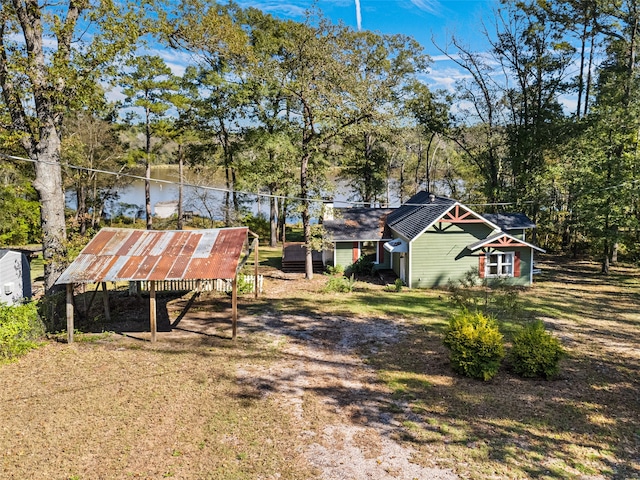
[0,250,31,305]
[55,227,257,343]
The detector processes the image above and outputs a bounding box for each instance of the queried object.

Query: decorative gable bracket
[440,205,485,223]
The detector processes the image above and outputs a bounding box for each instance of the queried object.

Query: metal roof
[386,191,456,240]
[56,227,248,285]
[483,213,536,230]
[323,208,394,241]
[467,232,546,253]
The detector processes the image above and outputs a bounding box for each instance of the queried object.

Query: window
[485,252,514,278]
[360,241,378,264]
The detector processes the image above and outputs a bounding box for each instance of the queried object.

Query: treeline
[1,0,638,290]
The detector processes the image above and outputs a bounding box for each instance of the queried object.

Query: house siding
[488,247,532,287]
[506,229,525,240]
[410,223,493,288]
[335,242,354,267]
[334,241,392,269]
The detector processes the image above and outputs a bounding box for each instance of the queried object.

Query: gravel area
[238,309,458,480]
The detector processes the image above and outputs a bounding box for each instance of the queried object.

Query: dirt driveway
[162,277,458,480]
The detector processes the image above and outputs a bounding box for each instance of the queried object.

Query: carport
[55,227,258,343]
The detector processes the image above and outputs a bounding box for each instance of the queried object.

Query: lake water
[65,166,378,222]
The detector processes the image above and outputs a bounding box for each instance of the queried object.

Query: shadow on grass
[237,256,640,478]
[62,256,639,478]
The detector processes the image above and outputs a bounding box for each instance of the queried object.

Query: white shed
[0,250,31,305]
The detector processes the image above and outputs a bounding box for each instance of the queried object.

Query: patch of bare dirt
[233,297,458,480]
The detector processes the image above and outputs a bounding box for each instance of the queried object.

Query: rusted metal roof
[56,227,248,285]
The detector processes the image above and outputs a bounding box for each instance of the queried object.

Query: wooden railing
[139,275,263,294]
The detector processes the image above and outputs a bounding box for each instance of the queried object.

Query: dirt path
[237,309,458,480]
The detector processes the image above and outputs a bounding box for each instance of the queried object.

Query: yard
[0,253,638,479]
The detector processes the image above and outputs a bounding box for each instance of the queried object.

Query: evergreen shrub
[510,320,564,379]
[0,302,44,362]
[443,310,505,381]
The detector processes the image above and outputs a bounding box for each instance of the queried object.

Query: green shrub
[326,264,345,276]
[510,320,564,379]
[237,275,255,295]
[0,302,44,362]
[443,310,505,381]
[348,255,374,276]
[323,274,356,293]
[384,278,405,293]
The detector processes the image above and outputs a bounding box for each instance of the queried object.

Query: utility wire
[1,151,542,208]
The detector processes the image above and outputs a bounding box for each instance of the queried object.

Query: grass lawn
[0,253,638,479]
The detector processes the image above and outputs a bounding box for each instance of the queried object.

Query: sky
[232,0,499,92]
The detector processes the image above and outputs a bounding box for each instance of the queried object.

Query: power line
[0,152,322,204]
[1,151,540,209]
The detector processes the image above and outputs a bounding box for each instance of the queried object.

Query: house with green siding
[323,191,544,288]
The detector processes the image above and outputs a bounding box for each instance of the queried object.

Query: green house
[323,191,544,288]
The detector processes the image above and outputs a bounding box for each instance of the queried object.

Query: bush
[443,310,505,381]
[326,264,345,276]
[384,278,404,293]
[0,302,44,362]
[510,320,564,379]
[323,274,356,293]
[348,255,374,276]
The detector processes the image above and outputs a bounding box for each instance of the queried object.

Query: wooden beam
[253,237,259,299]
[66,283,74,344]
[102,282,111,322]
[232,275,238,340]
[150,280,157,343]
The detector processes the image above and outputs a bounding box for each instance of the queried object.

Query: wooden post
[149,280,157,343]
[232,275,238,340]
[66,283,74,344]
[102,282,111,322]
[254,238,259,299]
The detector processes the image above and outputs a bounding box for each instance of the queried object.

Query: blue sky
[233,0,499,91]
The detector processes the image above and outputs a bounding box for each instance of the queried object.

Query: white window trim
[485,252,515,278]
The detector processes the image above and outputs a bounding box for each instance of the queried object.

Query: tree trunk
[78,185,87,235]
[269,191,278,247]
[280,197,287,244]
[32,127,68,294]
[224,165,231,226]
[177,146,184,230]
[145,107,152,230]
[232,167,239,218]
[301,150,313,279]
[145,161,152,230]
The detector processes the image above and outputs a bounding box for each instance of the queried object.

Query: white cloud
[145,48,193,76]
[236,1,308,18]
[431,53,460,62]
[408,0,442,15]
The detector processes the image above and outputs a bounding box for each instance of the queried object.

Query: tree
[0,0,143,292]
[62,111,129,235]
[570,0,640,272]
[0,162,41,246]
[338,31,429,206]
[490,1,573,228]
[120,55,180,230]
